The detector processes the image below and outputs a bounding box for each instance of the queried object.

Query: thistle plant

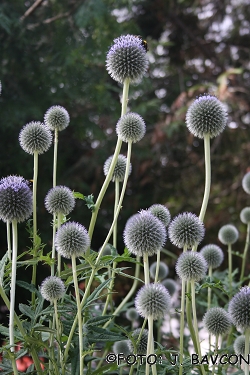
[0,175,32,375]
[229,286,250,375]
[1,33,248,375]
[218,224,239,297]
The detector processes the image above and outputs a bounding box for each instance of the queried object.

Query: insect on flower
[135,35,149,52]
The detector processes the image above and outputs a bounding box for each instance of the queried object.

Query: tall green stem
[240,223,250,282]
[208,266,212,352]
[228,243,232,298]
[154,249,161,283]
[190,280,206,375]
[199,133,211,223]
[6,220,11,260]
[31,151,39,304]
[244,327,250,375]
[9,220,18,374]
[87,78,130,246]
[53,128,58,187]
[179,245,187,375]
[71,254,83,375]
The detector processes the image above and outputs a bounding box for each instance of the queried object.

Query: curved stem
[71,254,83,375]
[179,279,186,375]
[87,78,130,247]
[199,133,211,223]
[103,254,141,329]
[154,249,161,283]
[240,223,250,282]
[191,280,206,375]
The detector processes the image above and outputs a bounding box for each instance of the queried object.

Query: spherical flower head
[168,212,205,249]
[234,335,247,355]
[113,340,130,356]
[40,276,65,302]
[103,154,132,182]
[161,278,177,296]
[148,204,171,227]
[106,34,149,84]
[45,186,75,215]
[175,251,207,281]
[218,224,239,245]
[19,121,52,155]
[135,283,171,320]
[55,221,90,259]
[229,286,250,329]
[242,172,250,195]
[186,94,227,139]
[128,328,148,354]
[44,105,70,131]
[240,207,250,224]
[123,210,166,257]
[203,307,231,336]
[0,175,33,223]
[125,307,139,322]
[116,112,146,143]
[200,244,224,269]
[149,261,169,280]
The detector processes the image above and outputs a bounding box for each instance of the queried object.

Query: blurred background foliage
[0,0,250,294]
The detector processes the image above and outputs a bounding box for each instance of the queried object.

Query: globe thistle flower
[19,121,52,155]
[200,244,224,269]
[175,251,207,282]
[116,112,146,143]
[0,175,32,223]
[161,279,177,296]
[135,283,171,320]
[186,94,227,139]
[240,207,250,224]
[44,105,70,131]
[229,286,250,329]
[218,224,239,245]
[128,328,148,354]
[125,307,139,322]
[149,261,169,280]
[55,221,90,259]
[123,210,166,257]
[242,172,250,195]
[168,212,205,249]
[203,307,232,336]
[113,340,130,356]
[40,276,65,302]
[45,186,75,215]
[234,335,247,355]
[148,204,171,227]
[100,243,113,256]
[103,154,132,182]
[106,34,149,84]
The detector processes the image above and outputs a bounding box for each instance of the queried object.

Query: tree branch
[20,0,44,21]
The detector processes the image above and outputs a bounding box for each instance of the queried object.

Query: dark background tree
[1,0,250,325]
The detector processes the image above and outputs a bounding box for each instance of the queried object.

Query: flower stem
[53,128,58,187]
[228,243,232,298]
[190,280,206,375]
[31,151,39,305]
[6,220,11,260]
[179,279,186,375]
[71,254,83,375]
[9,220,18,374]
[244,327,250,375]
[154,249,161,283]
[87,78,130,247]
[240,222,250,282]
[199,133,211,223]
